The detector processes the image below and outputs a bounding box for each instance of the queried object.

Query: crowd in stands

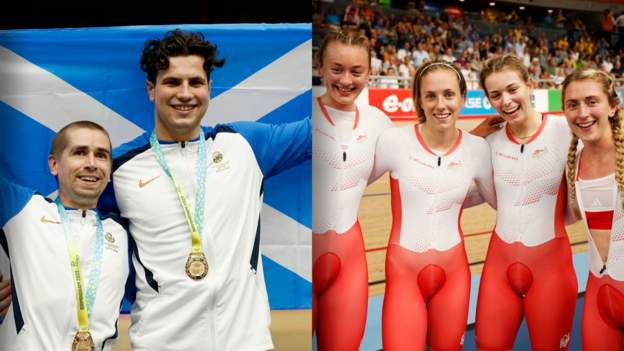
[312,1,624,89]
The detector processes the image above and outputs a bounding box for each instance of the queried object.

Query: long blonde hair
[563,68,624,213]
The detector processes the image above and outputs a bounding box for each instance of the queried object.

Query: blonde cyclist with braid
[563,68,624,350]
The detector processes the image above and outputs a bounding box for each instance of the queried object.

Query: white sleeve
[369,127,394,184]
[472,139,497,209]
[366,110,394,184]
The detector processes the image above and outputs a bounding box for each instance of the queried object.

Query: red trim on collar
[414,124,463,156]
[317,96,359,129]
[505,114,548,144]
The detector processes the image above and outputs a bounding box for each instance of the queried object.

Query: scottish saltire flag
[0,24,312,309]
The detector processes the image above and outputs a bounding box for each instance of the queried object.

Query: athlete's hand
[0,274,11,319]
[469,116,504,138]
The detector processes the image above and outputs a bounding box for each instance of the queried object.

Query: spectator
[546,57,558,76]
[379,67,400,89]
[615,11,624,33]
[470,51,483,72]
[461,61,479,89]
[543,12,553,27]
[441,46,456,63]
[514,36,526,58]
[343,4,360,28]
[520,46,531,67]
[612,59,623,78]
[398,56,414,88]
[563,58,577,76]
[397,42,411,61]
[538,69,554,88]
[528,57,542,80]
[553,66,566,87]
[554,9,566,29]
[413,40,430,67]
[326,6,341,28]
[314,1,624,92]
[371,50,383,76]
[601,55,614,73]
[600,9,615,38]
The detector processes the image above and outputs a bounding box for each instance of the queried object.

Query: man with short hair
[0,121,129,350]
[102,29,311,350]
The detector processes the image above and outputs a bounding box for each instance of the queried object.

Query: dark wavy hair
[140,29,225,83]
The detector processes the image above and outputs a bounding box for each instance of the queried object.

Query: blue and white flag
[0,23,312,309]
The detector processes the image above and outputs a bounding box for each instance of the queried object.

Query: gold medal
[185,252,208,280]
[71,331,95,351]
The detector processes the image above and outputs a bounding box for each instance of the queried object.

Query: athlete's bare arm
[469,116,504,138]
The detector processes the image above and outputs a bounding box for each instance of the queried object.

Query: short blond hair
[50,121,112,158]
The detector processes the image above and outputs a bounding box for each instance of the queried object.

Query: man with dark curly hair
[99,29,311,350]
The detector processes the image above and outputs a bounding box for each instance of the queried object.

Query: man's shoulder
[112,131,151,171]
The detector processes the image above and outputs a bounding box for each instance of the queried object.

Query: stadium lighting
[548,9,553,13]
[489,2,495,6]
[519,6,525,10]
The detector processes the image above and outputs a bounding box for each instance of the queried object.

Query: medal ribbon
[149,130,207,255]
[56,200,104,333]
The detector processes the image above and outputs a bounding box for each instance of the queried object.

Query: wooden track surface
[362,119,588,296]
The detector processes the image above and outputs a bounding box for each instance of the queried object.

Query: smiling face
[419,69,465,130]
[563,79,617,145]
[147,55,210,141]
[484,69,533,127]
[319,41,369,111]
[48,127,112,210]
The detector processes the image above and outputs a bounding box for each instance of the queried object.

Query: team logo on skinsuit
[212,151,223,164]
[314,127,336,142]
[40,215,60,224]
[559,332,570,348]
[409,155,434,168]
[496,151,518,161]
[356,134,367,143]
[532,147,547,158]
[105,232,115,243]
[447,161,462,170]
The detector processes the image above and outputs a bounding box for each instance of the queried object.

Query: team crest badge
[447,161,462,170]
[105,232,115,243]
[212,151,223,164]
[532,147,547,158]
